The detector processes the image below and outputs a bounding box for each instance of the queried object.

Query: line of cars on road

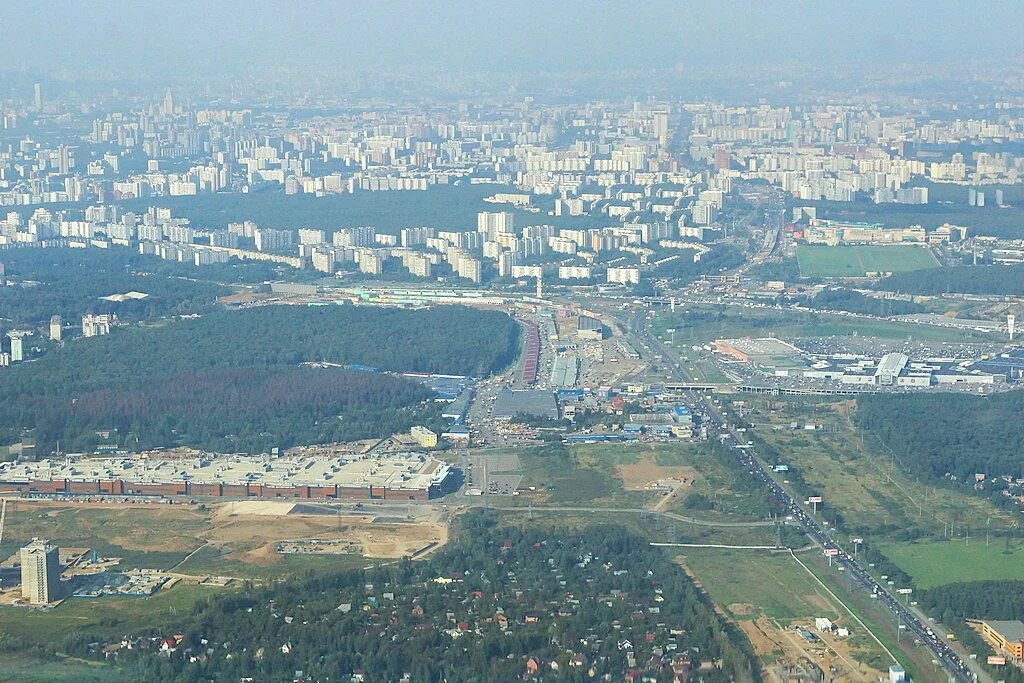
[701,398,977,683]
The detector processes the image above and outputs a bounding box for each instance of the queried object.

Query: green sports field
[797,245,939,278]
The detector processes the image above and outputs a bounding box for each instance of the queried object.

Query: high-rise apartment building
[21,539,61,604]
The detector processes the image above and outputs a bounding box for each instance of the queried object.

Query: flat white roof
[0,452,450,491]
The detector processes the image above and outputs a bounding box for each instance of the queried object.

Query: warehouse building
[576,314,605,341]
[492,388,559,420]
[0,452,455,501]
[979,620,1024,661]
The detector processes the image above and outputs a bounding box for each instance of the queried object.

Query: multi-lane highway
[704,398,981,683]
[633,315,983,683]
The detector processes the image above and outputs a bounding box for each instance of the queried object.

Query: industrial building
[718,338,1000,389]
[803,219,927,245]
[0,452,455,501]
[576,314,605,341]
[21,539,61,604]
[979,620,1024,661]
[492,388,559,420]
[520,323,540,384]
[714,338,803,365]
[549,354,580,388]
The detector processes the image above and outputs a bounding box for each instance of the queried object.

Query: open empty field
[0,581,214,646]
[0,498,447,580]
[0,656,123,683]
[0,500,210,571]
[797,244,939,278]
[879,540,1024,589]
[680,549,888,681]
[511,442,771,520]
[681,549,838,621]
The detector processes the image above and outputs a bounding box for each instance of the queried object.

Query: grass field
[0,656,124,682]
[680,549,838,621]
[0,582,214,645]
[747,400,1014,539]
[652,304,990,344]
[0,499,418,581]
[0,502,208,572]
[879,540,1024,589]
[797,245,939,278]
[681,549,897,678]
[514,442,772,520]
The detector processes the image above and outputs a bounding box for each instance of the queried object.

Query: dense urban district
[2,69,1024,683]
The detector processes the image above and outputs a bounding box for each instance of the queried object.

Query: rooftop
[0,452,450,491]
[983,620,1024,643]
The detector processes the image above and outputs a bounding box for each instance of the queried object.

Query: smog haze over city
[1,3,1024,682]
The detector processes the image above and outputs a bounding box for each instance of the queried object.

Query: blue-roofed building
[672,406,693,424]
[557,388,586,403]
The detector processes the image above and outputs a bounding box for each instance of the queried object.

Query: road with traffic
[637,316,986,683]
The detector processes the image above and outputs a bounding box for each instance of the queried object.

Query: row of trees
[874,264,1024,296]
[802,289,925,316]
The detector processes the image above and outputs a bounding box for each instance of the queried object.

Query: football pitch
[797,245,939,277]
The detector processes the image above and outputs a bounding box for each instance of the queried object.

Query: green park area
[8,184,605,235]
[796,244,939,278]
[880,540,1024,589]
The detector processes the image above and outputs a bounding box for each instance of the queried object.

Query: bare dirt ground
[739,616,885,683]
[616,462,698,491]
[5,499,450,570]
[207,504,448,560]
[215,500,297,517]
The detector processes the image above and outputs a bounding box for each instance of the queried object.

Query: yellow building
[980,620,1024,661]
[411,425,438,448]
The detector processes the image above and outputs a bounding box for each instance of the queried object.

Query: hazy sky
[8,0,1024,76]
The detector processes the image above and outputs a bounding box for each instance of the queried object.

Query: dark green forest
[64,516,758,682]
[803,289,925,316]
[748,258,801,282]
[0,305,519,453]
[855,391,1024,484]
[874,264,1024,296]
[0,247,292,328]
